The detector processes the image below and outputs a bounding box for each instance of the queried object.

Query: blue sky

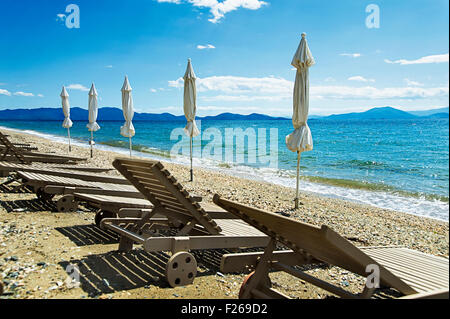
[0,0,448,116]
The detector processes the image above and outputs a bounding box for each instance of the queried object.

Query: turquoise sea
[1,118,448,221]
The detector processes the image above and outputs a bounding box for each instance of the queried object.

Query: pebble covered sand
[0,128,448,299]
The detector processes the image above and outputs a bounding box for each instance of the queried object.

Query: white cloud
[105,65,113,69]
[158,0,268,23]
[197,44,216,50]
[385,53,449,65]
[169,75,292,94]
[66,84,90,92]
[150,88,158,93]
[404,79,423,87]
[14,91,34,97]
[0,89,11,96]
[311,85,448,100]
[348,76,375,83]
[37,94,44,97]
[156,104,281,115]
[168,74,448,102]
[324,77,336,82]
[201,94,289,102]
[340,53,362,58]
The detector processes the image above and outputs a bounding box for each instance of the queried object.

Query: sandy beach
[0,127,448,299]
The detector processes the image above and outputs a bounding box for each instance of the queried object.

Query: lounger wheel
[165,252,197,287]
[36,187,55,201]
[238,271,272,299]
[95,210,116,227]
[56,195,79,213]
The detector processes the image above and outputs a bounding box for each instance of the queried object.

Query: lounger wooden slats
[0,131,86,164]
[44,184,143,199]
[2,147,85,161]
[1,155,79,164]
[215,219,266,238]
[17,171,110,189]
[113,157,221,235]
[213,195,449,299]
[15,169,129,185]
[362,247,449,293]
[0,162,113,174]
[1,144,38,151]
[15,171,133,202]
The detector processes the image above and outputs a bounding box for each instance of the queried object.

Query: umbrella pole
[295,151,301,209]
[67,128,72,153]
[129,136,132,157]
[190,137,193,182]
[90,131,93,158]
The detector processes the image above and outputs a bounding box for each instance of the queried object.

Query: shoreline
[0,127,448,299]
[1,124,448,222]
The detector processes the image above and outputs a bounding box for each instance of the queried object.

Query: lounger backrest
[0,132,29,164]
[213,195,416,295]
[113,158,222,235]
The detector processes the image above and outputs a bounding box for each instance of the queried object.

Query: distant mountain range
[314,106,448,120]
[322,106,448,120]
[0,106,447,121]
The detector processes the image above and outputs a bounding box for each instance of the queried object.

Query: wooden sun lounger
[1,143,38,151]
[0,131,86,164]
[0,162,113,177]
[13,171,129,201]
[213,195,449,299]
[13,172,111,199]
[99,158,269,287]
[15,169,128,185]
[0,131,29,163]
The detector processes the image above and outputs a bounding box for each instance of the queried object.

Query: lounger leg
[240,239,276,299]
[118,236,134,252]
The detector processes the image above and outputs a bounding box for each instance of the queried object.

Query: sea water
[1,118,448,221]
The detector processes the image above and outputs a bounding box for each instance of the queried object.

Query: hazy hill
[324,107,418,120]
[0,106,448,121]
[408,107,449,117]
[0,107,288,121]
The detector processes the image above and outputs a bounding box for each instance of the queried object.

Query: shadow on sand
[59,250,171,296]
[55,224,120,246]
[0,198,56,213]
[57,249,221,296]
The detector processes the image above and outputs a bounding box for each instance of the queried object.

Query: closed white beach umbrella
[120,75,135,157]
[285,33,315,208]
[183,58,200,182]
[60,86,73,152]
[87,83,100,158]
